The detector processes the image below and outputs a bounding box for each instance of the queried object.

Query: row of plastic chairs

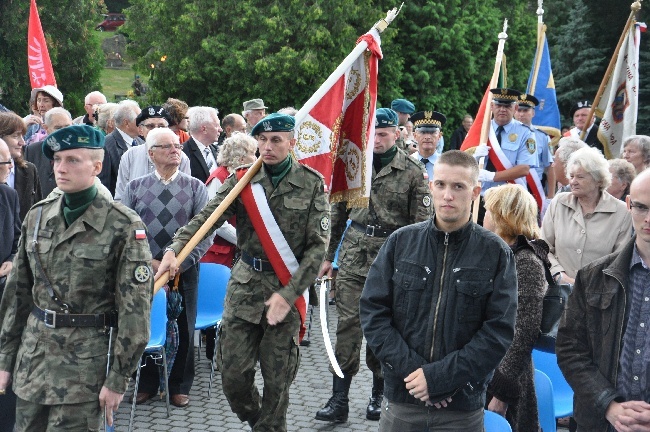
[485,349,574,432]
[128,263,231,431]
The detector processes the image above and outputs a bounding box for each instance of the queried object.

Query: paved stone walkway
[114,301,569,431]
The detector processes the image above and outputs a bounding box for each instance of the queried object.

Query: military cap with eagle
[410,110,447,131]
[490,88,523,105]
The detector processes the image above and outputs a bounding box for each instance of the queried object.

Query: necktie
[204,148,214,171]
[420,158,429,165]
[496,125,504,144]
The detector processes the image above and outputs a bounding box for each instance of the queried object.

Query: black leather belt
[241,251,274,272]
[32,306,118,329]
[350,221,395,238]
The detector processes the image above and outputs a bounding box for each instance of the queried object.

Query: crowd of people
[0,84,648,432]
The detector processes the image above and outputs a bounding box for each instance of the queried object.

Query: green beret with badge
[250,112,295,136]
[390,98,415,114]
[42,124,105,160]
[375,108,398,128]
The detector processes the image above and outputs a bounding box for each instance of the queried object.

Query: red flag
[293,30,382,208]
[460,87,490,151]
[28,0,56,89]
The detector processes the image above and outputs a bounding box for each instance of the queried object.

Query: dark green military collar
[63,185,98,226]
[264,155,293,187]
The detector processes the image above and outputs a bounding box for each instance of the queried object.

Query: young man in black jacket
[360,150,518,431]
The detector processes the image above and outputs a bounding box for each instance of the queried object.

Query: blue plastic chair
[484,409,512,432]
[533,349,574,419]
[196,263,231,397]
[129,289,170,432]
[535,369,557,432]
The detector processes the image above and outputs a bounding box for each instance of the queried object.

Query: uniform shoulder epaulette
[234,163,254,173]
[32,194,60,207]
[405,153,426,170]
[300,163,325,180]
[112,200,145,224]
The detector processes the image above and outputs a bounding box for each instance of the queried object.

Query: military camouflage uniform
[328,147,432,378]
[167,161,329,432]
[0,192,153,431]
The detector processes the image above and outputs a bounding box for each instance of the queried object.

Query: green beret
[375,108,398,128]
[42,125,105,160]
[250,112,295,136]
[390,98,415,114]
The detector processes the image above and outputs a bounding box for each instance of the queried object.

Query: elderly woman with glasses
[542,146,633,284]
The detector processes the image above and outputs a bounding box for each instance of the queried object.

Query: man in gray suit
[98,100,142,196]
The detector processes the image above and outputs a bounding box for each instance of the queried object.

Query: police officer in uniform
[315,108,432,423]
[409,110,447,182]
[516,94,556,198]
[0,125,153,430]
[391,98,415,151]
[157,113,329,432]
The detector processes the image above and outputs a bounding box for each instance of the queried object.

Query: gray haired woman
[607,158,636,201]
[542,146,632,284]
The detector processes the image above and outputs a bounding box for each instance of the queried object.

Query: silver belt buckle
[365,225,376,236]
[43,309,57,328]
[252,257,263,272]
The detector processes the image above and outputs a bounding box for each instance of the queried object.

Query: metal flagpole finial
[374,3,404,33]
[537,0,544,17]
[499,19,508,40]
[632,0,642,12]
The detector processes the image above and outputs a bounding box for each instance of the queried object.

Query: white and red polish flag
[293,29,382,208]
[28,0,57,89]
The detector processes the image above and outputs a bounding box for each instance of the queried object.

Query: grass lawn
[93,30,148,102]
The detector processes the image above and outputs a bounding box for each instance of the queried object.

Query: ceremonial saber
[104,327,115,432]
[319,277,344,378]
[471,19,509,224]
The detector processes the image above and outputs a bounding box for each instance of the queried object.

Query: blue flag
[526,27,561,143]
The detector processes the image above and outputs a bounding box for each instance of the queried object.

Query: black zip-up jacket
[360,218,517,410]
[556,236,636,432]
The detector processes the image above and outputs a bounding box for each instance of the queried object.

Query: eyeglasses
[141,123,168,130]
[629,201,650,217]
[0,161,12,165]
[151,144,182,151]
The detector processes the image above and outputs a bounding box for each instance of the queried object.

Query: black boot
[315,374,352,423]
[366,375,384,420]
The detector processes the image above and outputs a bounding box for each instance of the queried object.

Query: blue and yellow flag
[526,25,561,144]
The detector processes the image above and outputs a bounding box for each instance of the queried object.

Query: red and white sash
[236,170,309,341]
[488,126,545,211]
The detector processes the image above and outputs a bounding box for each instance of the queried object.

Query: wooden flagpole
[580,0,642,141]
[153,6,403,293]
[472,19,509,223]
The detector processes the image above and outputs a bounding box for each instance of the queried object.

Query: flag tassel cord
[471,19,509,224]
[152,5,402,293]
[580,0,642,142]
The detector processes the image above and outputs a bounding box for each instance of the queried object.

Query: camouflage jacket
[168,160,330,315]
[327,147,432,276]
[0,192,153,404]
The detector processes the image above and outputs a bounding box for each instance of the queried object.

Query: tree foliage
[0,0,105,116]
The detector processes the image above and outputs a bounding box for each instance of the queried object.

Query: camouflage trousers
[332,268,382,378]
[216,312,300,432]
[14,397,101,431]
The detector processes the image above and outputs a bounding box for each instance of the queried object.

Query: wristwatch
[164,247,177,255]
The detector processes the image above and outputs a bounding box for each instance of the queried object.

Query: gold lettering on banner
[346,68,362,100]
[296,121,323,154]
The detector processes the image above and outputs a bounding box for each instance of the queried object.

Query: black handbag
[534,270,572,353]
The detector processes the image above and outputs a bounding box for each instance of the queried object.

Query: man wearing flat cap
[242,98,268,134]
[565,100,603,152]
[516,94,556,198]
[0,125,152,430]
[391,98,416,152]
[316,107,432,424]
[473,88,538,222]
[410,110,447,182]
[157,113,329,431]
